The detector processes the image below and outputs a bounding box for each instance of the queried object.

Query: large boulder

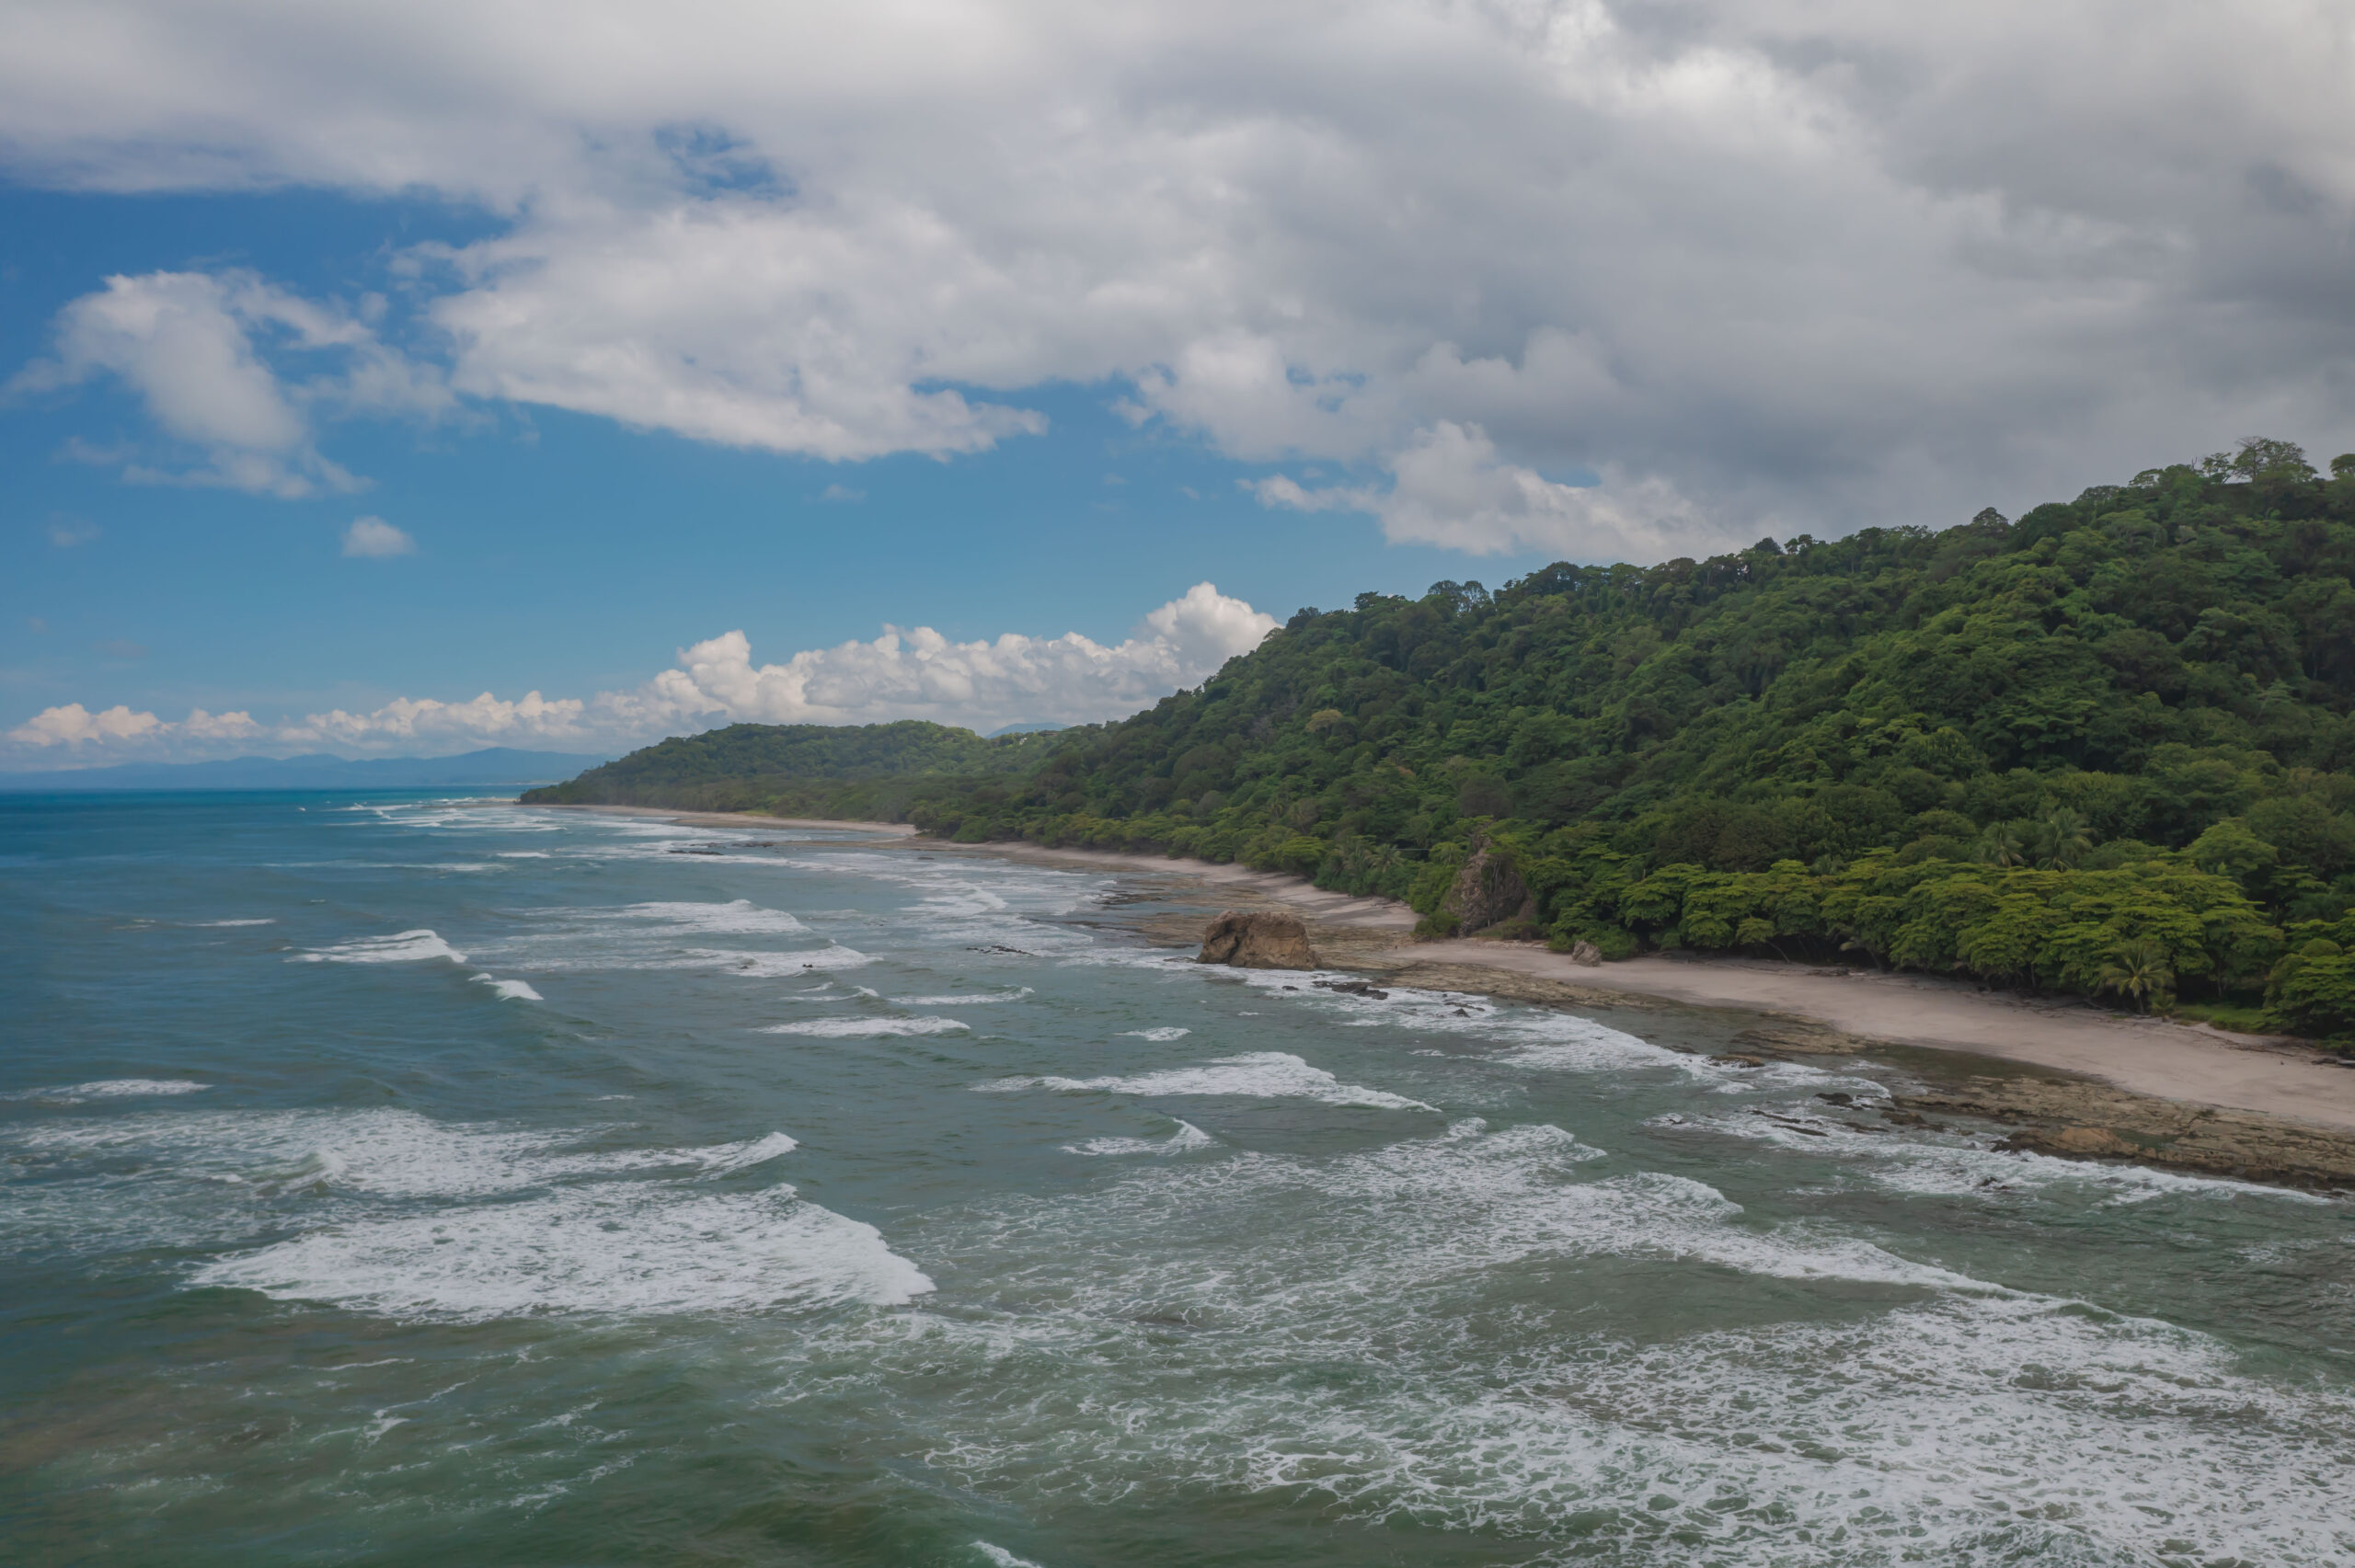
[1442,845,1534,934]
[1197,910,1318,969]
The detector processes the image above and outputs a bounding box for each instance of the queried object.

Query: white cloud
[2,2,2353,540]
[621,580,1274,733]
[7,703,162,747]
[46,519,99,547]
[279,690,588,750]
[1253,421,1740,561]
[4,582,1277,763]
[9,269,445,497]
[342,516,415,556]
[180,708,266,743]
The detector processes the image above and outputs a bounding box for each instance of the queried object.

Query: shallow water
[4,791,2350,1566]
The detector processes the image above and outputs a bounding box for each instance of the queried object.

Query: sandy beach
[1407,943,2355,1133]
[961,839,2355,1134]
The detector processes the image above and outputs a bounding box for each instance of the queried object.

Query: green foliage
[2267,919,2355,1040]
[1530,853,2269,1002]
[535,441,2355,1024]
[519,721,1052,813]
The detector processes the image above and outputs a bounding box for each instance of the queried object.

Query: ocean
[4,791,2350,1566]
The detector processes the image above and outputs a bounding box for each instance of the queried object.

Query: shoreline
[963,838,2355,1165]
[1396,943,2355,1134]
[523,802,917,835]
[504,803,2355,1175]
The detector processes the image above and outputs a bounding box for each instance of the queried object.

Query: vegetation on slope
[925,440,2355,1032]
[520,720,1053,814]
[536,440,2355,1036]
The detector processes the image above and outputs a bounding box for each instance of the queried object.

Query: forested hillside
[940,441,2355,1031]
[520,721,1051,812]
[536,441,2355,1034]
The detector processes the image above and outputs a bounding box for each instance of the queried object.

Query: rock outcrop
[1441,843,1534,933]
[1901,1076,2355,1190]
[1197,910,1318,969]
[1566,940,1603,967]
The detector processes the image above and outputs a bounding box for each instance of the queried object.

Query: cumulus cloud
[1253,422,1741,562]
[2,2,2352,540]
[342,516,415,556]
[617,581,1277,733]
[5,582,1277,763]
[8,703,162,748]
[9,269,445,496]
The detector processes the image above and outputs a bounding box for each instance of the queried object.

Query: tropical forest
[527,441,2355,1039]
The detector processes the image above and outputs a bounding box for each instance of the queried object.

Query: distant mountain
[0,747,616,791]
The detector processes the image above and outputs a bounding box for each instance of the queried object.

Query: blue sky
[3,2,2348,765]
[3,184,1575,763]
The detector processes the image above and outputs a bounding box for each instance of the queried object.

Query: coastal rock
[1197,910,1318,969]
[1441,844,1535,934]
[1907,1076,2355,1190]
[1567,940,1603,967]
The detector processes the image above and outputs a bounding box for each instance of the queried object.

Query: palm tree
[1975,823,2027,867]
[2034,807,2094,870]
[2098,940,2174,1013]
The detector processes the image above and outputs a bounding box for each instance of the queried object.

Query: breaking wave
[978,1051,1439,1112]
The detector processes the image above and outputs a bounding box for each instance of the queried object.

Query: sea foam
[472,974,544,1001]
[11,1106,898,1320]
[979,1051,1438,1112]
[890,988,1032,1005]
[830,1116,2355,1564]
[191,1185,934,1320]
[971,1546,1044,1568]
[1064,1120,1216,1157]
[759,1016,969,1037]
[606,898,808,934]
[6,1079,210,1104]
[295,929,467,965]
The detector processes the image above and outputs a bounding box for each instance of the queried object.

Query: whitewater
[4,789,2350,1566]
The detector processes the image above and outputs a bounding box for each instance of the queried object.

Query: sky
[3,0,2352,768]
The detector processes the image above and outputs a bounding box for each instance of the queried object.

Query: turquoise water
[5,792,2351,1567]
